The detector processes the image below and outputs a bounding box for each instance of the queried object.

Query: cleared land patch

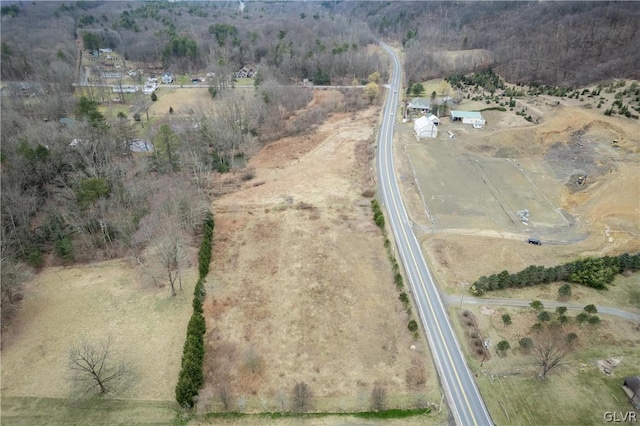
[200,94,442,415]
[407,142,567,230]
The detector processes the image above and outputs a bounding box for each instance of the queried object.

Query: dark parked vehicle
[528,238,542,245]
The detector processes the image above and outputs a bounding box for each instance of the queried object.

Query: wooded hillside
[333,1,640,86]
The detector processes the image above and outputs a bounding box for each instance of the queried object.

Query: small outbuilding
[622,376,640,410]
[450,110,485,128]
[414,115,438,139]
[426,113,440,126]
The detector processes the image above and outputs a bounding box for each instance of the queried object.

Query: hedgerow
[175,211,214,408]
[469,253,640,296]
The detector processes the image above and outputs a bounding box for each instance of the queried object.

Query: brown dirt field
[0,260,197,401]
[397,84,640,295]
[200,92,443,415]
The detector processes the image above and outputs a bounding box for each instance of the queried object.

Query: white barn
[450,110,485,128]
[414,115,438,139]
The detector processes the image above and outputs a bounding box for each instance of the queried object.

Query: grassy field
[450,303,640,425]
[234,78,255,86]
[1,396,177,426]
[0,260,197,423]
[417,78,453,98]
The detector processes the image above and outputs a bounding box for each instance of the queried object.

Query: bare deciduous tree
[291,381,313,413]
[218,384,233,411]
[0,257,30,322]
[157,230,187,296]
[370,385,387,411]
[68,337,130,398]
[531,329,574,381]
[275,388,288,412]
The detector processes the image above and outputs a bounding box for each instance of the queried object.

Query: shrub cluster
[470,253,640,296]
[175,212,214,408]
[371,199,417,337]
[371,199,385,230]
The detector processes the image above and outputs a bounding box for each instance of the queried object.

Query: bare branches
[531,329,574,381]
[68,337,130,398]
[370,385,388,411]
[291,381,313,413]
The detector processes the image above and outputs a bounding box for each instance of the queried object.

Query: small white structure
[142,83,158,94]
[414,115,438,139]
[426,113,440,125]
[162,72,174,84]
[450,110,485,128]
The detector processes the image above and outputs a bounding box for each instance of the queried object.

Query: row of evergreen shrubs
[470,253,640,296]
[175,212,214,408]
[371,199,385,230]
[371,198,418,337]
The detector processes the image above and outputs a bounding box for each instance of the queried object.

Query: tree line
[175,211,213,408]
[470,253,640,296]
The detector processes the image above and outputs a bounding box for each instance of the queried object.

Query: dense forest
[334,1,640,86]
[1,1,639,322]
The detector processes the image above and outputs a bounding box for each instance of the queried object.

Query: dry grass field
[198,91,443,417]
[1,260,198,424]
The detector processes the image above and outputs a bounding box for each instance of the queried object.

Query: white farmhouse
[414,115,438,139]
[450,110,485,128]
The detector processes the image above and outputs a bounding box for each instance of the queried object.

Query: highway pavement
[376,41,494,426]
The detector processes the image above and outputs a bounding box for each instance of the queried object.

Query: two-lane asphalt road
[376,42,493,426]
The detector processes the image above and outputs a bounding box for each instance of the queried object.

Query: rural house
[414,115,438,139]
[162,72,174,84]
[235,66,256,78]
[622,376,640,410]
[407,97,432,114]
[450,110,486,128]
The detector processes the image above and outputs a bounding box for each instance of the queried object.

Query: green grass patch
[198,408,431,421]
[98,104,130,119]
[1,396,178,426]
[412,78,452,99]
[175,75,190,85]
[234,77,255,86]
[353,408,431,419]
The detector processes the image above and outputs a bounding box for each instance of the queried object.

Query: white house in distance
[450,110,485,128]
[407,97,432,114]
[142,82,158,94]
[414,115,438,139]
[162,72,174,84]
